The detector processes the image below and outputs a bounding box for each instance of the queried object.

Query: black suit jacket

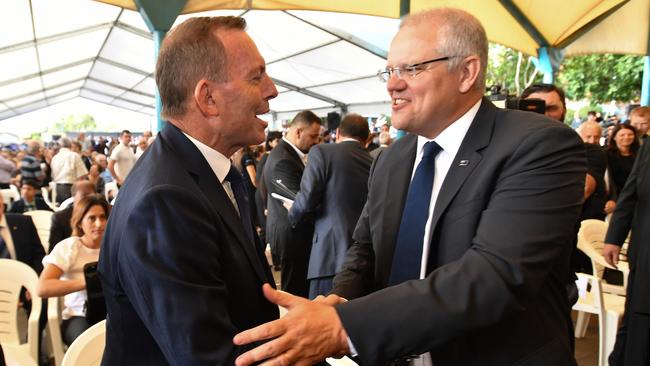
[264,139,313,259]
[606,141,650,314]
[49,205,73,252]
[7,197,52,214]
[332,99,585,365]
[98,123,278,365]
[5,213,44,274]
[288,141,372,279]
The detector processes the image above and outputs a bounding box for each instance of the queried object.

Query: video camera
[486,85,546,115]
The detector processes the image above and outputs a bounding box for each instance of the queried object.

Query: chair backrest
[0,189,19,211]
[578,219,615,277]
[61,319,106,366]
[58,197,74,210]
[1,342,38,366]
[0,259,42,363]
[23,210,54,253]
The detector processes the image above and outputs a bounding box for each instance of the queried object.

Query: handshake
[233,284,351,366]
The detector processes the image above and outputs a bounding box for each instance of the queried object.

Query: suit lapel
[430,98,495,230]
[381,135,418,263]
[161,124,267,282]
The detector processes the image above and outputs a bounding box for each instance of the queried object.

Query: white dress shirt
[282,137,307,166]
[182,133,239,213]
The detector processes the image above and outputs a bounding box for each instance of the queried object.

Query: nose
[263,75,278,101]
[386,74,406,94]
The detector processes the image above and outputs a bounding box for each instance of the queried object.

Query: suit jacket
[263,139,314,259]
[332,99,585,365]
[605,141,650,314]
[288,141,372,279]
[98,123,278,365]
[8,197,52,214]
[49,205,73,252]
[5,213,44,274]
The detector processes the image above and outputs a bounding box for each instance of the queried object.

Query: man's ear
[457,55,481,94]
[193,79,219,116]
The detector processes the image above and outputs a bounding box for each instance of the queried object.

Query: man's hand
[604,200,616,214]
[282,200,293,211]
[233,284,350,366]
[602,244,621,268]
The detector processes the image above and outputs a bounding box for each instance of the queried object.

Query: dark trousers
[55,183,73,205]
[609,270,650,366]
[62,316,90,346]
[280,257,309,298]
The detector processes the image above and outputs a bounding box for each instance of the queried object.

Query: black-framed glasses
[377,56,453,82]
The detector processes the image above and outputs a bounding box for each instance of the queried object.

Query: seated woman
[36,194,110,345]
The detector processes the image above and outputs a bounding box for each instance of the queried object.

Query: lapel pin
[459,160,470,167]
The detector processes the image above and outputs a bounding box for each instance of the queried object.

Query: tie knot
[225,165,242,184]
[422,141,442,159]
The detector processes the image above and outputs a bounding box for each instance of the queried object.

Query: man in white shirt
[108,130,136,187]
[234,8,585,366]
[50,137,88,205]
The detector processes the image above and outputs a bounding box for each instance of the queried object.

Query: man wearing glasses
[234,8,584,366]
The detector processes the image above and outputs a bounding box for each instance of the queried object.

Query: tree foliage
[51,113,97,133]
[486,44,543,96]
[556,54,644,104]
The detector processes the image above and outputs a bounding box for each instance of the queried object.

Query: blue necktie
[388,141,442,285]
[225,165,255,244]
[0,231,9,259]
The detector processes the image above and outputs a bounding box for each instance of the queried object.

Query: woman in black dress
[605,124,640,214]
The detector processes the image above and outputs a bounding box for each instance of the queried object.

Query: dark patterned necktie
[388,141,442,285]
[225,165,255,244]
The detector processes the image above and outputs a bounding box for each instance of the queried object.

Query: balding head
[578,121,602,145]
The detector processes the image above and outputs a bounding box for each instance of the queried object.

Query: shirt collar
[183,133,231,183]
[416,98,482,157]
[282,137,307,164]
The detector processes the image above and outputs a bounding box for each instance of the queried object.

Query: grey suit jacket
[288,140,372,279]
[332,99,585,365]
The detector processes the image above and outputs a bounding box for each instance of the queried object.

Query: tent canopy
[1,0,648,123]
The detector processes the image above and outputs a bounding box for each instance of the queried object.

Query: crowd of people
[1,6,649,366]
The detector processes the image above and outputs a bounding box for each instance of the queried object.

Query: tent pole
[642,56,649,106]
[135,0,187,132]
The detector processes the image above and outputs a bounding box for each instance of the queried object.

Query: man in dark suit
[287,113,372,299]
[234,8,584,366]
[98,16,279,364]
[8,180,52,214]
[48,180,95,252]
[264,110,321,297]
[603,140,650,365]
[0,191,44,272]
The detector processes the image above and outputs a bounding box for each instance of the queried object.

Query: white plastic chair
[23,210,54,254]
[0,259,42,364]
[46,297,65,366]
[58,197,74,211]
[573,273,626,366]
[61,319,106,366]
[104,181,118,202]
[0,188,19,211]
[48,182,57,208]
[41,187,57,211]
[326,357,359,365]
[1,342,38,366]
[578,219,629,295]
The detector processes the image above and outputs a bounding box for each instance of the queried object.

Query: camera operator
[520,83,566,123]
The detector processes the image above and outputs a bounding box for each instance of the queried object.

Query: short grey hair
[59,137,72,148]
[401,8,488,90]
